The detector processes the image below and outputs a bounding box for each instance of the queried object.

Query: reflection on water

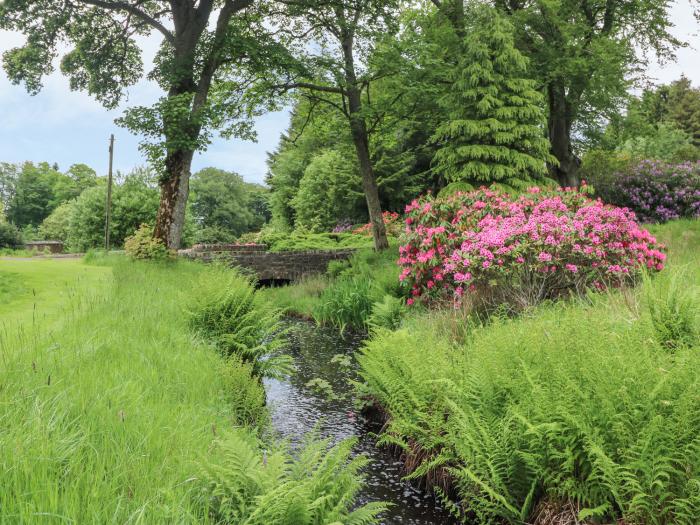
[264,319,459,525]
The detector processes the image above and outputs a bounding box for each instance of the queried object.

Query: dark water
[264,319,459,525]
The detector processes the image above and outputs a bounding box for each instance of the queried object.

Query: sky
[0,2,698,185]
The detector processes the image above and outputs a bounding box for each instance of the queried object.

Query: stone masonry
[178,243,356,281]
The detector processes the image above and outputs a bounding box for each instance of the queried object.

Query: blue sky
[0,2,698,185]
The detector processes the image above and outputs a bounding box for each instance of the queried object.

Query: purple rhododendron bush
[610,160,700,223]
[399,186,667,310]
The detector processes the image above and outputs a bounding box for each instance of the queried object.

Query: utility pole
[104,134,114,251]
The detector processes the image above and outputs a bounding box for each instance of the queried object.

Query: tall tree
[428,0,686,187]
[1,0,280,248]
[431,8,555,188]
[272,0,399,250]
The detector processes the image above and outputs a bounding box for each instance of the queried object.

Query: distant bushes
[609,160,700,223]
[399,187,666,310]
[0,221,22,248]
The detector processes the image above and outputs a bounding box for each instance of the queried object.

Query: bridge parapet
[178,244,356,281]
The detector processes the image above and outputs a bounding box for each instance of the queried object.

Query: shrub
[353,211,403,237]
[368,295,408,331]
[0,221,22,248]
[124,224,173,260]
[609,160,700,223]
[39,200,75,244]
[357,269,700,525]
[188,265,292,379]
[399,187,666,310]
[196,431,386,524]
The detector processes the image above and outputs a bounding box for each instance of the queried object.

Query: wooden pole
[104,134,114,251]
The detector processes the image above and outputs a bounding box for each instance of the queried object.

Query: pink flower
[482,260,491,269]
[565,264,578,273]
[406,298,414,306]
[538,252,553,262]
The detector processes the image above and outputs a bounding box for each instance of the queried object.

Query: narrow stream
[264,319,458,525]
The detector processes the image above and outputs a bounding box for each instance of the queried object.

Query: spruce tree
[432,9,556,189]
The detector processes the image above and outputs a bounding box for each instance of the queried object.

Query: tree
[272,0,400,250]
[6,162,57,227]
[39,201,75,242]
[1,0,283,248]
[291,150,364,232]
[485,0,685,187]
[431,9,555,188]
[67,172,159,251]
[190,167,266,242]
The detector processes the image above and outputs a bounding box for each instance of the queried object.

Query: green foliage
[267,231,374,252]
[291,150,364,232]
[188,265,292,379]
[38,200,75,243]
[124,224,173,261]
[313,248,402,331]
[196,431,387,524]
[190,168,270,243]
[644,270,698,351]
[357,221,700,524]
[579,149,636,202]
[0,221,22,248]
[68,171,159,251]
[368,294,407,331]
[618,123,699,162]
[432,9,555,188]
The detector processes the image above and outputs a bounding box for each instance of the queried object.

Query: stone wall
[25,241,64,254]
[178,244,355,281]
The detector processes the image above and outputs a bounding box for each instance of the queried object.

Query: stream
[264,319,458,525]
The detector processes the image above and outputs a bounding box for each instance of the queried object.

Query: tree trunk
[153,149,194,249]
[348,111,389,251]
[341,30,389,251]
[547,83,580,188]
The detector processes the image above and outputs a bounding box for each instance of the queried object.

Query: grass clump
[313,247,403,332]
[188,264,292,379]
[196,432,387,524]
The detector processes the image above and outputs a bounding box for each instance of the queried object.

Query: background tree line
[2,0,698,250]
[0,161,269,251]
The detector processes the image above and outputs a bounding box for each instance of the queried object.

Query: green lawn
[0,258,111,329]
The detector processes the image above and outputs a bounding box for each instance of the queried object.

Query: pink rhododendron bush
[399,187,667,309]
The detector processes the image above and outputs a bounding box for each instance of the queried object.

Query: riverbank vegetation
[0,256,384,523]
[263,214,700,524]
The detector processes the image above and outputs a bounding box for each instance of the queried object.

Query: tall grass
[357,220,700,524]
[0,257,384,523]
[313,247,404,332]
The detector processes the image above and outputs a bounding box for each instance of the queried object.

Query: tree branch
[77,0,175,44]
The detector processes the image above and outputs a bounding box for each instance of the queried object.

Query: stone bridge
[178,243,356,281]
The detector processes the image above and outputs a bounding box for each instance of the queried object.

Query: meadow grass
[0,257,236,523]
[0,256,385,524]
[357,219,700,524]
[0,258,110,327]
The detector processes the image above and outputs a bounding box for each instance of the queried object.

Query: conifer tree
[432,9,556,189]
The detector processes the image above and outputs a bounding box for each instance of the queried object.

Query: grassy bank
[357,219,700,524]
[0,256,383,523]
[259,247,403,331]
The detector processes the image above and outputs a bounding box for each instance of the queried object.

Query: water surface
[264,319,459,525]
